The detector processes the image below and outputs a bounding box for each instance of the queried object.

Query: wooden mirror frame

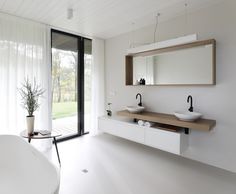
[125,39,216,86]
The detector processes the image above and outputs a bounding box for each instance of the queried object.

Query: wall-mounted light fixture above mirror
[126,39,216,86]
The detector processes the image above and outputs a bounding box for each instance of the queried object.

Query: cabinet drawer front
[145,128,181,154]
[98,118,145,143]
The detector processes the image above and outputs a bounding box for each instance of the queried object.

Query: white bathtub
[0,135,60,194]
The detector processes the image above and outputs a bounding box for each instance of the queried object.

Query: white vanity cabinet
[98,116,188,155]
[145,127,188,155]
[98,116,145,144]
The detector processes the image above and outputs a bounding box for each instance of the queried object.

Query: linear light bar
[127,34,197,54]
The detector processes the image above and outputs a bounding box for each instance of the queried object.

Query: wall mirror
[126,39,216,86]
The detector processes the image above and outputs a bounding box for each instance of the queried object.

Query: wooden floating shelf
[117,110,216,132]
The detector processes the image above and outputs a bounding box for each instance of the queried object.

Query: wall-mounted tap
[187,95,193,112]
[136,93,142,106]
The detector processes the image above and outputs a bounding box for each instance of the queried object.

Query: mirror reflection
[133,44,214,85]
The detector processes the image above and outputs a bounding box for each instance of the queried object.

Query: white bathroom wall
[105,0,236,172]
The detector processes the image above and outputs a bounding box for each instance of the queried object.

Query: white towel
[144,121,154,128]
[138,120,144,126]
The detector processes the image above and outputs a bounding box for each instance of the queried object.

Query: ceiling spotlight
[67,8,73,20]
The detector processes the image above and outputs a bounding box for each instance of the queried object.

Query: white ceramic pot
[26,116,35,135]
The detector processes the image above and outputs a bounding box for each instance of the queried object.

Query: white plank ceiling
[0,0,223,39]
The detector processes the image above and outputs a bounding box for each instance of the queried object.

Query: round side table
[20,130,62,166]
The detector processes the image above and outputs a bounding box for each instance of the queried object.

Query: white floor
[47,133,236,194]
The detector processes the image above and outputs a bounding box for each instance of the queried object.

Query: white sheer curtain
[91,38,105,135]
[0,13,51,135]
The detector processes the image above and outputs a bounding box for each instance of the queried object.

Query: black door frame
[51,29,90,142]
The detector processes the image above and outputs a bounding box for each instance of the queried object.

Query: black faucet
[187,95,193,112]
[136,93,142,106]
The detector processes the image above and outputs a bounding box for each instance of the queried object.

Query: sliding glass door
[51,29,90,140]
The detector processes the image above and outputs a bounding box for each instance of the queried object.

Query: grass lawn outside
[53,101,91,119]
[53,101,77,119]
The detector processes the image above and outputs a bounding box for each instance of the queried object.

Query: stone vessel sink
[174,111,202,122]
[126,106,145,113]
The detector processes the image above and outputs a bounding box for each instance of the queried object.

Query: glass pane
[51,31,78,138]
[84,39,92,133]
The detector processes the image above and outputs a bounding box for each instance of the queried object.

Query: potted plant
[19,79,45,135]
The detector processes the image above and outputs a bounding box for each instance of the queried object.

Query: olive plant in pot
[19,79,45,135]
